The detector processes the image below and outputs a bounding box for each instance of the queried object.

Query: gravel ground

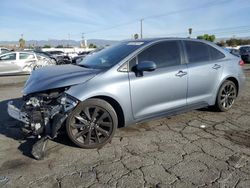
[0,66,249,188]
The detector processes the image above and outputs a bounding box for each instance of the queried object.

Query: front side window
[138,41,181,69]
[20,53,35,60]
[0,53,16,61]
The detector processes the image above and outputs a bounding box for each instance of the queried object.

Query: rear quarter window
[209,46,225,60]
[20,53,35,60]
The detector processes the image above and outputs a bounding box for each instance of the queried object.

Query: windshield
[78,41,146,69]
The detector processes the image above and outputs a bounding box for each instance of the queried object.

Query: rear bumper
[7,101,29,124]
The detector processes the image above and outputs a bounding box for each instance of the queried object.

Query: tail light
[239,60,245,66]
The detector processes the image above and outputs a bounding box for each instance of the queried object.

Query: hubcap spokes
[220,84,236,109]
[70,106,112,146]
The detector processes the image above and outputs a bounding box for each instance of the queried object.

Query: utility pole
[81,33,85,48]
[188,28,192,38]
[67,33,70,47]
[140,19,144,39]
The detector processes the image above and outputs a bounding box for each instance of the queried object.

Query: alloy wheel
[67,101,116,148]
[219,82,237,110]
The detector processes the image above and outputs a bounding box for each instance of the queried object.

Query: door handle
[175,70,187,77]
[212,64,221,70]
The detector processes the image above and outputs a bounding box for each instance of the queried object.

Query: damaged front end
[7,88,79,159]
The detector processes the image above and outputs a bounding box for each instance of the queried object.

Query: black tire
[214,80,237,112]
[66,98,118,149]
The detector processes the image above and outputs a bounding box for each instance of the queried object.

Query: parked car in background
[66,52,78,59]
[78,51,91,56]
[71,54,87,64]
[45,50,71,64]
[225,47,240,57]
[36,52,57,65]
[0,51,55,75]
[32,50,71,65]
[239,46,250,63]
[72,47,104,64]
[8,38,245,159]
[32,50,57,62]
[0,47,11,54]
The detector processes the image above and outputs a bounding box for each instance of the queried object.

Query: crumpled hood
[23,64,101,95]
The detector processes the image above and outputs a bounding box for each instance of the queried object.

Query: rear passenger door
[184,41,225,106]
[129,40,188,120]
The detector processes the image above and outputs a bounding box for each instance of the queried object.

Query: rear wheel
[66,98,118,149]
[214,80,237,112]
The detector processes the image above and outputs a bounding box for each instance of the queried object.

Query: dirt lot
[0,67,250,188]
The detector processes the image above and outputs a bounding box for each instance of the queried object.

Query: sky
[0,0,250,41]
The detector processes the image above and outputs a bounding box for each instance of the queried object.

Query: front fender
[65,71,134,125]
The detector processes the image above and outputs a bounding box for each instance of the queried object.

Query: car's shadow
[0,98,34,157]
[0,98,225,159]
[0,98,24,140]
[0,98,76,159]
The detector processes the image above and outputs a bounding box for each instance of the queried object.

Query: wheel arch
[90,95,125,128]
[223,76,239,96]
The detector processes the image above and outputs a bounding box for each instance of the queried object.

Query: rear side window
[138,41,181,68]
[184,41,210,63]
[20,53,35,60]
[185,41,225,63]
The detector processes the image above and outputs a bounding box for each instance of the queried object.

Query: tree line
[216,38,250,47]
[196,34,250,47]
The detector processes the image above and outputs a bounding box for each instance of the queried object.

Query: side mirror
[136,61,157,72]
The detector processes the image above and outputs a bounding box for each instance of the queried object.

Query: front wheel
[214,80,237,112]
[66,98,118,149]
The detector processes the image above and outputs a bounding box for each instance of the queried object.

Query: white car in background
[0,47,11,54]
[0,51,56,75]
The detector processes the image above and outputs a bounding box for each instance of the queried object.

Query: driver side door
[128,40,188,121]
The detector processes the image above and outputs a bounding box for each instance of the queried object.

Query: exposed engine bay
[8,88,78,159]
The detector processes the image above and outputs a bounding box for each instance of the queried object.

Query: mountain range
[0,39,119,47]
[1,36,250,47]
